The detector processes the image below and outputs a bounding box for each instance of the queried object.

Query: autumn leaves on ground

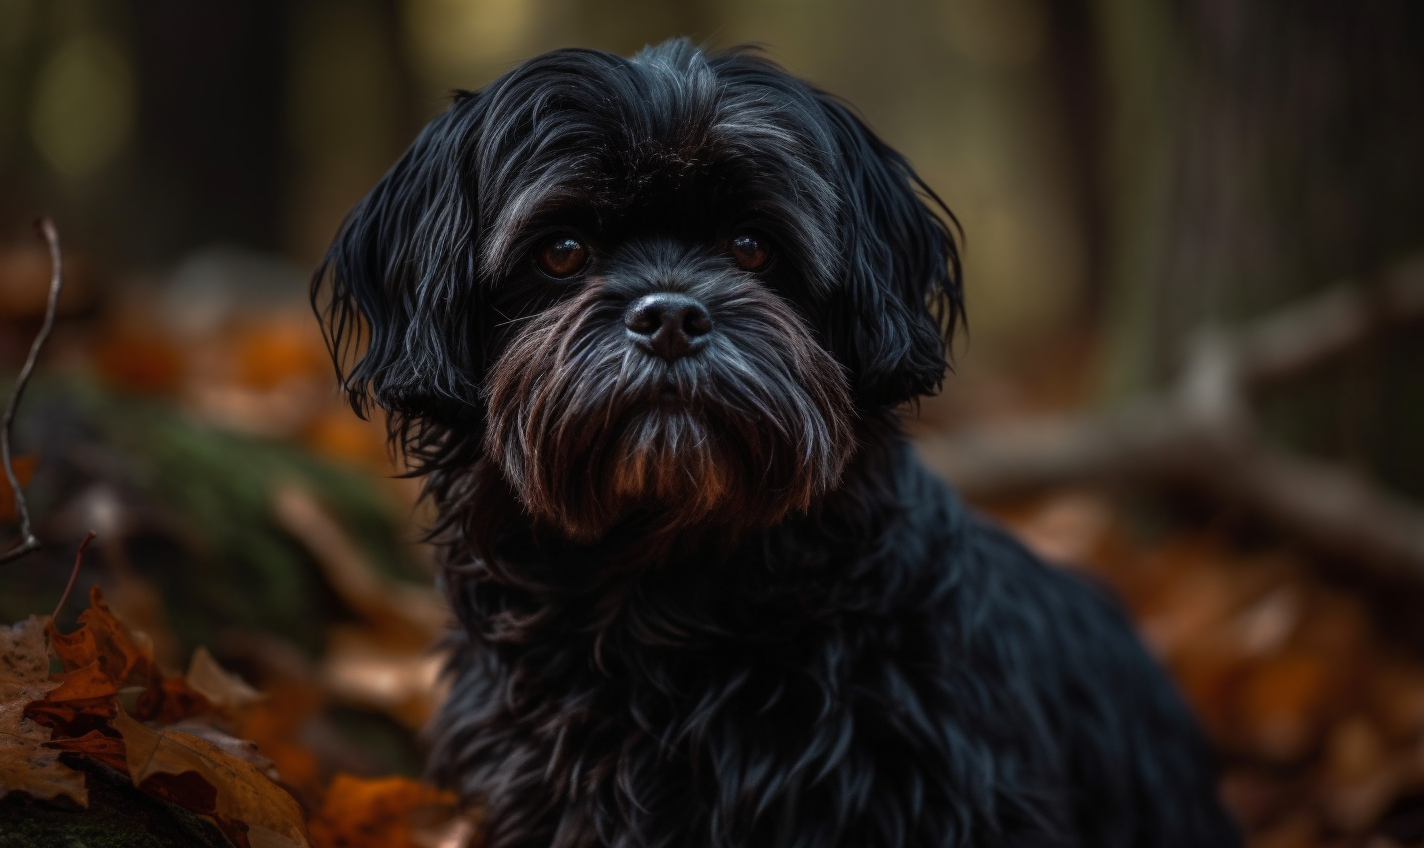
[1,586,468,848]
[11,509,1424,847]
[989,494,1424,848]
[0,234,471,847]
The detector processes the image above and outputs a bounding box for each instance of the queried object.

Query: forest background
[2,2,1423,846]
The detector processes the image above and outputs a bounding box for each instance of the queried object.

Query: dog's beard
[485,275,856,541]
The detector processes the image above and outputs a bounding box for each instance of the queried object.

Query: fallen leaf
[1001,490,1114,567]
[0,244,90,318]
[135,669,214,725]
[186,646,265,714]
[0,616,51,683]
[94,328,186,395]
[42,729,129,773]
[0,616,88,806]
[1250,810,1319,848]
[232,319,328,391]
[114,709,310,848]
[164,720,278,778]
[321,627,446,729]
[273,483,446,647]
[302,408,390,468]
[230,674,326,801]
[418,816,478,848]
[47,586,155,687]
[1237,650,1332,762]
[23,659,119,740]
[1229,587,1301,658]
[1368,658,1424,741]
[1137,564,1244,658]
[28,592,148,740]
[1217,767,1295,831]
[39,586,218,728]
[308,774,460,848]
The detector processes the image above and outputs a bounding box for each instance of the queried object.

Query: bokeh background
[2,1,1423,846]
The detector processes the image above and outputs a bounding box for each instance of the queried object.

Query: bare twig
[52,530,97,619]
[1,217,64,566]
[272,481,446,644]
[917,253,1424,579]
[1233,254,1424,384]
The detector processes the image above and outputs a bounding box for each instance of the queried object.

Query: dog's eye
[729,234,770,271]
[536,236,590,278]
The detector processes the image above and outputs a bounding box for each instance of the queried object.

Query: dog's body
[315,40,1239,848]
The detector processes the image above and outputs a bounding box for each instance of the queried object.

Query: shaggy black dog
[314,39,1239,848]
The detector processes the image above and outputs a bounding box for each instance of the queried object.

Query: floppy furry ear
[312,91,487,428]
[817,97,964,408]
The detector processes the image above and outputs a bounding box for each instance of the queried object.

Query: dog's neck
[427,410,957,649]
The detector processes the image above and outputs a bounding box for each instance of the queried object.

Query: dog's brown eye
[729,234,770,271]
[537,236,589,278]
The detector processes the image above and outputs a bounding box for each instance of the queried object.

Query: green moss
[0,759,236,848]
[0,381,429,656]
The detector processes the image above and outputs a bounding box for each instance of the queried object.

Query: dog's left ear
[817,96,964,408]
[311,92,488,429]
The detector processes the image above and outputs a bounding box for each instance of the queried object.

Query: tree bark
[1092,0,1424,498]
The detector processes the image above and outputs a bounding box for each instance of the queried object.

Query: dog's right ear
[312,91,486,427]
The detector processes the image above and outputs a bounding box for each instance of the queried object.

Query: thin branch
[1234,254,1424,384]
[52,530,97,620]
[917,253,1424,579]
[1,217,63,566]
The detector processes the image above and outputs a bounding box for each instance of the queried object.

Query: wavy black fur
[314,39,1239,848]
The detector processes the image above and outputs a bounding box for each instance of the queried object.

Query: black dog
[314,39,1238,848]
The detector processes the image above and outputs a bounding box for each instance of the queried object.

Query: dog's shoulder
[925,499,1240,847]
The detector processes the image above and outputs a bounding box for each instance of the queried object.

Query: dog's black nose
[624,293,712,361]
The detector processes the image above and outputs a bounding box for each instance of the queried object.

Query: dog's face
[315,40,962,541]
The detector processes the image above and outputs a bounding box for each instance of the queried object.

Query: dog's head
[315,40,962,541]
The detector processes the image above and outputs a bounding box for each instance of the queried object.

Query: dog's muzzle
[484,269,855,540]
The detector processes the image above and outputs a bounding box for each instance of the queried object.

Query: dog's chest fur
[429,432,1232,848]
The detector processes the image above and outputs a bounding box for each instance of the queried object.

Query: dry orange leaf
[161,720,279,779]
[114,709,311,848]
[94,329,186,395]
[42,729,129,773]
[4,591,313,845]
[302,409,389,468]
[321,626,446,730]
[47,586,156,686]
[23,660,120,740]
[136,669,215,725]
[233,320,328,390]
[0,616,88,806]
[308,774,460,848]
[231,676,325,800]
[41,585,220,729]
[186,645,265,715]
[1237,650,1333,762]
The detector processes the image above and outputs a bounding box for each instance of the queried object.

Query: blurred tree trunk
[1094,0,1424,498]
[121,0,417,266]
[123,0,294,263]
